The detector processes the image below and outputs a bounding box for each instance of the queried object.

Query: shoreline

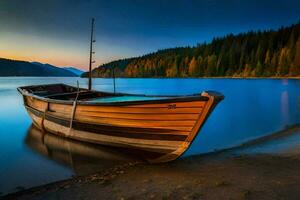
[3,153,300,200]
[3,125,300,199]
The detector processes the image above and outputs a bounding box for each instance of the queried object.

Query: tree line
[82,21,300,78]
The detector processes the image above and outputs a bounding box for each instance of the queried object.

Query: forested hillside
[83,21,300,78]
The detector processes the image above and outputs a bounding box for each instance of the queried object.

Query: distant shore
[1,75,300,79]
[84,76,300,79]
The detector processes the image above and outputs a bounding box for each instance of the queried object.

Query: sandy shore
[3,126,300,200]
[2,152,300,200]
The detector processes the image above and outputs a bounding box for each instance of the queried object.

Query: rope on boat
[41,102,49,132]
[69,81,80,132]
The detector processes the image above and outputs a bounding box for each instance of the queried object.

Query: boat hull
[19,84,223,162]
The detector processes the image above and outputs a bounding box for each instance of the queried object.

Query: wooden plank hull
[18,84,223,163]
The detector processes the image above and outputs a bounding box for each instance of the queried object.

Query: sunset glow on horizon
[1,0,300,71]
[0,30,135,70]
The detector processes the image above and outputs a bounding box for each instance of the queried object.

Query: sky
[0,0,300,71]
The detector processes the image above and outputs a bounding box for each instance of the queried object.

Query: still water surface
[1,77,300,194]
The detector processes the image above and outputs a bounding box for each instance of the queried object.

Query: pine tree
[188,57,198,76]
[290,37,300,75]
[206,54,217,76]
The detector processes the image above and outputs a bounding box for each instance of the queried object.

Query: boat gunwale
[17,83,223,106]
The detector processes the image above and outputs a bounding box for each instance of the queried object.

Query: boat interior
[18,83,173,102]
[20,84,103,100]
[19,83,115,101]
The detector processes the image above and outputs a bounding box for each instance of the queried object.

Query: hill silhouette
[0,58,78,77]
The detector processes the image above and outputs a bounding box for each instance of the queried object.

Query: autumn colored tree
[290,37,300,75]
[188,57,198,76]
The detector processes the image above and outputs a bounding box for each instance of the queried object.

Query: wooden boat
[17,19,224,163]
[18,83,223,162]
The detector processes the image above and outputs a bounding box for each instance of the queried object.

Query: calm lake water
[1,77,300,195]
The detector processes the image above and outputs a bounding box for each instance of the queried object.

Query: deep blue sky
[0,0,299,70]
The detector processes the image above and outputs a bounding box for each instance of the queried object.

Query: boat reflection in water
[25,125,145,175]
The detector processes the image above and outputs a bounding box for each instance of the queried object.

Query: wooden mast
[88,18,95,90]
